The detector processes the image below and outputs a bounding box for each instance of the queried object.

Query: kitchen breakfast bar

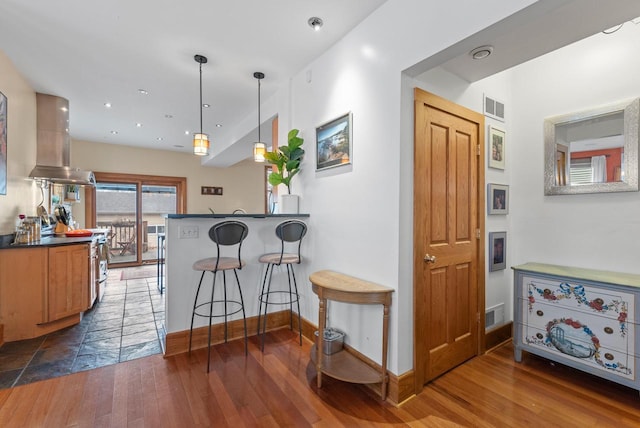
[163,213,310,355]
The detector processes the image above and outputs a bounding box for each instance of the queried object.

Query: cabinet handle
[424,254,436,263]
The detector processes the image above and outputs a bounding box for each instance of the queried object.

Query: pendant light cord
[199,61,203,135]
[257,76,261,142]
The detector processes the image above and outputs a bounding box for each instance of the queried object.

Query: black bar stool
[189,221,248,372]
[257,220,307,351]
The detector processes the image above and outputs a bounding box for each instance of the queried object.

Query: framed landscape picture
[488,125,506,170]
[316,112,352,171]
[488,183,509,215]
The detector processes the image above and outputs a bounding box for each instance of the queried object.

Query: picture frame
[487,183,509,214]
[0,91,6,195]
[489,231,507,272]
[488,125,506,170]
[316,112,352,171]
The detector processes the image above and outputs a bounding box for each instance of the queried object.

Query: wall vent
[485,303,505,330]
[484,94,505,122]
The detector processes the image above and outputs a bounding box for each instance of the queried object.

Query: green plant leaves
[265,128,305,194]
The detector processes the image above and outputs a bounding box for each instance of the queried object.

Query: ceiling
[0,0,387,163]
[3,0,640,168]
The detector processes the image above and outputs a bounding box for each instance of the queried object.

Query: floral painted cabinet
[513,263,639,393]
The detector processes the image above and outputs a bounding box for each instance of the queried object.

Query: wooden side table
[309,270,394,400]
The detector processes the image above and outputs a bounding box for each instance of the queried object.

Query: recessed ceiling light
[157,137,163,141]
[104,102,112,108]
[110,130,118,134]
[165,114,173,119]
[184,130,190,135]
[138,89,149,95]
[215,124,222,128]
[203,103,210,108]
[174,144,184,148]
[470,45,493,60]
[308,17,323,31]
[136,123,142,128]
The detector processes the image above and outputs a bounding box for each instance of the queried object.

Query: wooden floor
[0,329,638,427]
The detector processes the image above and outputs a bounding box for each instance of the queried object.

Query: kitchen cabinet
[513,263,640,394]
[47,244,89,321]
[0,247,48,340]
[88,240,97,308]
[0,242,92,341]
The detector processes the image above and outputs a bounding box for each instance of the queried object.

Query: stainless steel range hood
[29,93,95,186]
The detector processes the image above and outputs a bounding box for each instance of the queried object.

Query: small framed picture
[316,112,352,171]
[489,231,507,272]
[488,183,509,215]
[488,125,506,170]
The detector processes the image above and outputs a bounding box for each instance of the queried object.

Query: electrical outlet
[179,226,199,239]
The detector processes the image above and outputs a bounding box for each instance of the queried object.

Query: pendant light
[253,71,266,162]
[193,54,210,156]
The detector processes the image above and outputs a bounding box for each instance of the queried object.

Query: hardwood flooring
[0,329,638,427]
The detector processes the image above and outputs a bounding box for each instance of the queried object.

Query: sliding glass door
[86,173,186,267]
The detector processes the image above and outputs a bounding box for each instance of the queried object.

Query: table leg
[381,303,389,400]
[317,297,326,388]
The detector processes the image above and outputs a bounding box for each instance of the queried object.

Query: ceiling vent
[484,94,505,122]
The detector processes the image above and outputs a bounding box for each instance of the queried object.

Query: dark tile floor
[0,267,165,389]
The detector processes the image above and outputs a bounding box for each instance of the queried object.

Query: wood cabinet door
[47,244,89,321]
[0,247,47,340]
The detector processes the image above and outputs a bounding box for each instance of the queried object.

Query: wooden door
[413,89,485,390]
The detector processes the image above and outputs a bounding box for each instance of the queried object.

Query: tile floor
[0,267,165,389]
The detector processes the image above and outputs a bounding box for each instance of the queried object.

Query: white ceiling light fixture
[193,54,210,156]
[253,71,266,162]
[470,45,493,60]
[308,17,323,31]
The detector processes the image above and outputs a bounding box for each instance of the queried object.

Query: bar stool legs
[257,263,302,351]
[189,269,248,373]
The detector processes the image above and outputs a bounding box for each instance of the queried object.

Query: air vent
[485,303,505,330]
[484,94,505,122]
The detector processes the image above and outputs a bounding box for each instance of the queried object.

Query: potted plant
[65,184,79,201]
[264,129,305,213]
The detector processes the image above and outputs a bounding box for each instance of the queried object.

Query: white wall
[0,50,40,234]
[509,23,640,273]
[277,0,537,375]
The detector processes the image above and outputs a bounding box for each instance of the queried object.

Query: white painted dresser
[513,263,639,393]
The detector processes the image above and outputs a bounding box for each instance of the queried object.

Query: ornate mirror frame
[544,97,639,195]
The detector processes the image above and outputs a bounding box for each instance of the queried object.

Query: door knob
[424,254,436,263]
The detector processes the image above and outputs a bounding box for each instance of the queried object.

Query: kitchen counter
[0,228,109,250]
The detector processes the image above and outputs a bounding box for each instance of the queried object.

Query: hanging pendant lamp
[193,54,210,156]
[253,72,266,162]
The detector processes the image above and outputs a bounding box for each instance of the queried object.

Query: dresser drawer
[522,299,632,354]
[522,275,634,323]
[523,324,634,380]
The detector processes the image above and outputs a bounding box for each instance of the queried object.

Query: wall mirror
[544,97,639,195]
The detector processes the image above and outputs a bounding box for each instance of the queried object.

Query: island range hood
[29,93,95,186]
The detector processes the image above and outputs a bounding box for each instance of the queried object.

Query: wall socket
[179,226,199,239]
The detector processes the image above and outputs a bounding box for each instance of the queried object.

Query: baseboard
[165,310,409,405]
[485,321,513,352]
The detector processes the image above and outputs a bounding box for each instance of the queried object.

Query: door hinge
[476,228,480,239]
[476,145,481,156]
[477,312,481,323]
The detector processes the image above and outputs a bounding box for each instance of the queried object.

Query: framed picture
[487,183,509,214]
[489,231,507,272]
[488,125,505,170]
[0,91,6,195]
[316,112,352,171]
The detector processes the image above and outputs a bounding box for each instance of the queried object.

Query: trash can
[314,328,345,355]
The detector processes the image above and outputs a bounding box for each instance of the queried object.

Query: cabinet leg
[514,347,523,362]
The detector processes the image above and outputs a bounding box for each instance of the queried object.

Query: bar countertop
[166,213,310,219]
